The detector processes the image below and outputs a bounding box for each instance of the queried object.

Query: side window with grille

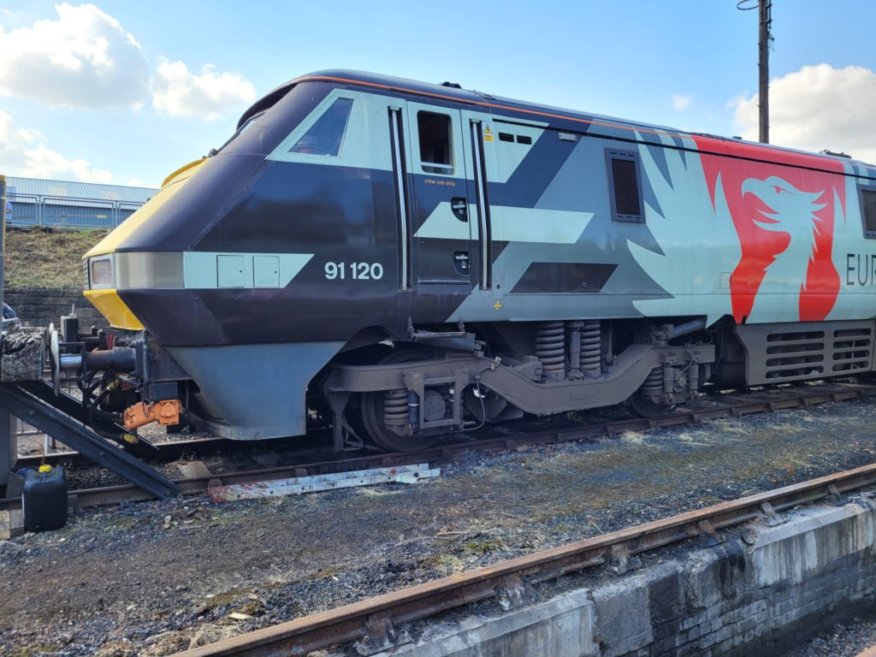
[606,150,644,223]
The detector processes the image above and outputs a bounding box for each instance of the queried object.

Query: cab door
[404,102,474,287]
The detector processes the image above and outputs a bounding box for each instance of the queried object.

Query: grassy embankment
[4,227,108,289]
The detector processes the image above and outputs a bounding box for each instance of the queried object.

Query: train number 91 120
[324,261,385,281]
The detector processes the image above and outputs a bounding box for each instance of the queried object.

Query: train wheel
[463,385,509,423]
[630,366,675,418]
[629,394,675,418]
[359,348,443,452]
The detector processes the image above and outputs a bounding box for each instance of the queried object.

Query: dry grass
[4,226,108,289]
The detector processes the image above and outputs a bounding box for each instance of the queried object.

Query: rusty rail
[171,462,876,657]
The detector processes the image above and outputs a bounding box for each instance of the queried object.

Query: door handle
[451,197,468,222]
[453,251,470,274]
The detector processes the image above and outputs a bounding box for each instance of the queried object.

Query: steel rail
[171,462,876,657]
[14,435,230,469]
[3,381,875,512]
[17,382,873,466]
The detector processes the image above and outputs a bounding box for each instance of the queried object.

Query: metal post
[0,407,16,492]
[0,175,5,315]
[758,0,772,143]
[0,176,15,492]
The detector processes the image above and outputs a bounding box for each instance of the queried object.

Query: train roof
[239,69,875,175]
[239,69,678,134]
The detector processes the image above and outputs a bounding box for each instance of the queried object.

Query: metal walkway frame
[0,383,179,498]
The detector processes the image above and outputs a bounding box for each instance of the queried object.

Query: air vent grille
[831,327,872,373]
[737,321,874,385]
[763,330,825,380]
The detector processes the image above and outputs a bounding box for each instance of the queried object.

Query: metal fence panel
[43,196,116,229]
[7,194,40,227]
[117,201,144,225]
[6,193,147,229]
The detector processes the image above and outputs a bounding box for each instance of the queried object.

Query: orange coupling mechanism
[124,400,182,430]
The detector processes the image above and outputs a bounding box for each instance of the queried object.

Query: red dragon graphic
[692,137,847,322]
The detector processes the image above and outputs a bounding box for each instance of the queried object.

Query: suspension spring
[536,321,566,381]
[383,389,408,430]
[640,367,663,402]
[580,320,602,376]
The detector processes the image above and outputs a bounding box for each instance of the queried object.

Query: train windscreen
[213,82,333,158]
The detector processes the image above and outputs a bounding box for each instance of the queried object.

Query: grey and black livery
[82,70,876,450]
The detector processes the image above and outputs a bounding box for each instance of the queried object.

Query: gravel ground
[780,617,876,657]
[2,396,876,656]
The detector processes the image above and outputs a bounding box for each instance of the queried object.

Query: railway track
[13,435,232,469]
[2,379,875,513]
[169,461,876,657]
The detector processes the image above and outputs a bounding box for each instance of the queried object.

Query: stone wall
[375,499,876,657]
[4,288,106,331]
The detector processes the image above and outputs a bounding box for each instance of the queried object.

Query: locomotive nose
[83,160,205,330]
[83,254,143,330]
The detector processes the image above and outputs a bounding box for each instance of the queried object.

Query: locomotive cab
[80,74,500,442]
[76,70,876,450]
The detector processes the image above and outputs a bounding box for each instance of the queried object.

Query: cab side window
[290,97,354,156]
[417,111,454,174]
[861,188,876,238]
[607,150,644,223]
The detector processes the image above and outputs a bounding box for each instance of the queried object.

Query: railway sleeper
[355,611,412,655]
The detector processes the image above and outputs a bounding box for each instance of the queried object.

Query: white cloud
[733,64,876,164]
[671,95,693,111]
[0,5,257,123]
[152,59,257,120]
[0,3,150,109]
[0,110,112,183]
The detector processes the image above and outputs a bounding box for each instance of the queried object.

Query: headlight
[89,256,114,289]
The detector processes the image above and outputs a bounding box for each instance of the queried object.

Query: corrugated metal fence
[7,193,145,229]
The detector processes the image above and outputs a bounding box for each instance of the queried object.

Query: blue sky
[1,1,875,188]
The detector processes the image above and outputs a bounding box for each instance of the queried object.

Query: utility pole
[739,0,773,143]
[758,0,772,143]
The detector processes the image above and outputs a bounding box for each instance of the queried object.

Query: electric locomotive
[79,70,876,450]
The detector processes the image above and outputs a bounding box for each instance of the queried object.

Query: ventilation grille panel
[737,321,874,385]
